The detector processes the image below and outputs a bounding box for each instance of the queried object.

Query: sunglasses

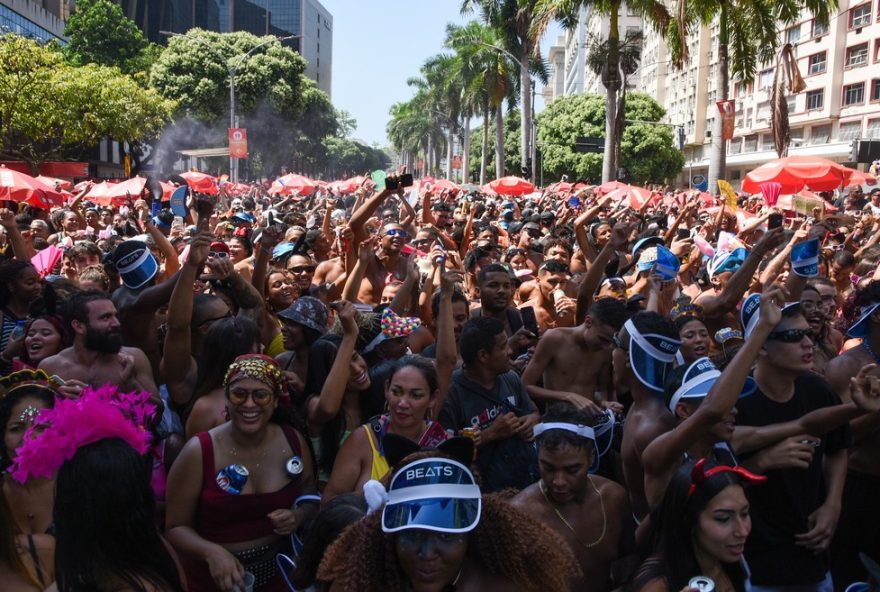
[227,388,274,407]
[766,328,814,343]
[385,228,408,238]
[209,251,229,258]
[288,265,316,274]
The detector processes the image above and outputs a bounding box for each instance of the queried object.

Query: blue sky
[318,0,561,147]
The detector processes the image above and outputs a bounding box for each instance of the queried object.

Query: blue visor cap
[632,235,665,258]
[382,458,481,534]
[791,239,820,278]
[668,357,756,412]
[272,242,295,260]
[115,245,158,290]
[625,318,681,393]
[233,211,255,224]
[708,247,748,279]
[741,293,801,338]
[636,245,680,281]
[848,302,880,338]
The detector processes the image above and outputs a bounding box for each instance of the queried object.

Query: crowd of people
[1,172,880,592]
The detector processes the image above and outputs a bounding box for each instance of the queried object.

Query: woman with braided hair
[317,438,580,592]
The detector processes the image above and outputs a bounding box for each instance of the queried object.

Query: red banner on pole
[452,154,462,170]
[228,128,248,158]
[716,100,736,140]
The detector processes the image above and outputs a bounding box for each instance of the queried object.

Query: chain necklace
[539,477,607,549]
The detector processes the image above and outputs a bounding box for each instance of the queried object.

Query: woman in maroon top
[165,354,318,592]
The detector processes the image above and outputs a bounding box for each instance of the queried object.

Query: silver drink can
[689,576,715,592]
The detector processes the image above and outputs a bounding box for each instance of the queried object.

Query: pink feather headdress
[10,384,155,483]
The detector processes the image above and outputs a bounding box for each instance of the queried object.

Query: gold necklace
[539,477,607,549]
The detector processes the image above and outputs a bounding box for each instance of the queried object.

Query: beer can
[461,427,478,440]
[216,464,249,495]
[553,289,569,317]
[689,576,715,592]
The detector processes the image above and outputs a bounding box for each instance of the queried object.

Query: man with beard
[39,290,158,403]
[512,404,636,592]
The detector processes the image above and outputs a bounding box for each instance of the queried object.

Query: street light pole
[161,31,297,182]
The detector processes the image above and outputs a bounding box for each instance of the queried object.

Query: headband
[688,457,766,497]
[0,369,59,398]
[10,384,155,483]
[533,422,596,441]
[223,354,283,392]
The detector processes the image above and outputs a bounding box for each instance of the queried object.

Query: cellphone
[151,201,162,218]
[385,174,414,191]
[768,213,783,229]
[676,227,690,240]
[520,306,539,337]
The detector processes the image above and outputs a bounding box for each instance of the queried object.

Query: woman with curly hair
[317,440,580,592]
[630,459,766,592]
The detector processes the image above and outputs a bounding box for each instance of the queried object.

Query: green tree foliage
[63,0,157,75]
[0,35,173,173]
[536,92,683,185]
[150,29,306,125]
[468,110,522,180]
[324,137,390,179]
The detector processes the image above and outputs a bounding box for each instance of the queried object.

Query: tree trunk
[481,100,490,185]
[426,136,432,176]
[520,47,531,176]
[602,3,621,183]
[708,2,729,194]
[495,107,505,179]
[446,124,454,180]
[462,115,471,184]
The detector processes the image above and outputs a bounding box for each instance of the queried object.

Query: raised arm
[642,284,785,479]
[696,227,784,318]
[350,187,392,244]
[160,231,211,406]
[144,218,181,276]
[575,224,627,324]
[341,237,375,303]
[307,301,360,427]
[433,270,462,415]
[0,209,35,261]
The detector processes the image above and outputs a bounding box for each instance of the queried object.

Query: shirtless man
[519,260,577,332]
[517,239,577,302]
[522,298,627,412]
[39,291,158,403]
[613,311,680,520]
[693,227,783,335]
[111,236,180,382]
[512,404,636,592]
[825,282,880,585]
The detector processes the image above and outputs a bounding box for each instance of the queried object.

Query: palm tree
[663,0,834,192]
[461,0,547,178]
[445,21,516,182]
[422,53,465,180]
[534,0,670,183]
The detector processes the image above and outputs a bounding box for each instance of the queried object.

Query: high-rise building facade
[543,3,644,103]
[637,0,880,188]
[116,0,332,96]
[0,0,67,42]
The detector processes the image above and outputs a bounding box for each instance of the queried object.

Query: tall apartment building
[115,0,333,96]
[542,3,645,103]
[0,0,67,41]
[638,0,880,188]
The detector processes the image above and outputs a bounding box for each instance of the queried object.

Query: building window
[760,134,772,150]
[808,52,827,74]
[811,125,831,144]
[790,128,804,145]
[872,79,880,101]
[843,82,866,106]
[867,118,880,138]
[847,43,869,68]
[744,135,758,152]
[757,101,771,122]
[787,95,796,113]
[850,3,871,27]
[812,19,828,36]
[627,5,638,16]
[807,88,824,110]
[759,69,774,90]
[786,25,801,44]
[839,121,862,140]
